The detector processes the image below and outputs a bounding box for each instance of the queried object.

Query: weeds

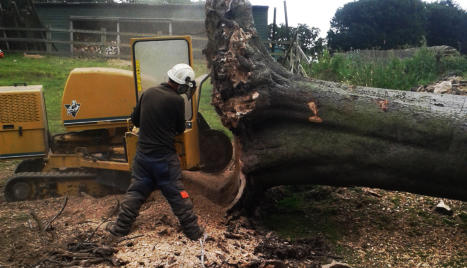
[307,48,467,91]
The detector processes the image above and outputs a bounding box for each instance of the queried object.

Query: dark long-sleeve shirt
[131,83,186,155]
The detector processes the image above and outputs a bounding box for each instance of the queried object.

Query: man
[106,63,203,240]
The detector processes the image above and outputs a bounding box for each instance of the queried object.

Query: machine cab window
[131,37,194,121]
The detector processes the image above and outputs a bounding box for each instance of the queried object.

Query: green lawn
[0,53,226,134]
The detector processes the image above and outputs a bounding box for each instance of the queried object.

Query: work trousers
[114,150,200,237]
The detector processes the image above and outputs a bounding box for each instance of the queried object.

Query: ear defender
[180,77,196,100]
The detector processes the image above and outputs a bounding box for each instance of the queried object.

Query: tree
[327,0,426,51]
[269,23,324,59]
[201,0,467,207]
[425,1,467,54]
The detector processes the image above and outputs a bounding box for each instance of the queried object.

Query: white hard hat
[167,63,195,85]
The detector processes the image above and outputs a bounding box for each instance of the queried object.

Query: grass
[307,48,467,90]
[198,78,231,135]
[0,53,226,134]
[261,186,344,243]
[261,186,467,267]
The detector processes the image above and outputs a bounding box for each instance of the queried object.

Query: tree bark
[204,0,467,201]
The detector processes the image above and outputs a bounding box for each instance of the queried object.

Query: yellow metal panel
[135,60,142,93]
[61,68,136,131]
[0,85,47,158]
[56,180,110,197]
[0,129,46,157]
[0,86,44,125]
[125,127,200,171]
[45,153,130,172]
[64,121,128,132]
[44,154,80,171]
[125,132,138,168]
[181,89,201,170]
[79,159,130,171]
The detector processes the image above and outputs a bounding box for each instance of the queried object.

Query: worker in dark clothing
[106,63,203,241]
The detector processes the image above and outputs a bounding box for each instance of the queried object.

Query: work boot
[105,221,130,237]
[183,225,205,241]
[110,190,147,237]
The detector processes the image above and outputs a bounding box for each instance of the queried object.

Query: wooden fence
[0,25,208,58]
[0,25,296,68]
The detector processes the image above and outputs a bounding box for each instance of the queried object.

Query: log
[204,0,467,201]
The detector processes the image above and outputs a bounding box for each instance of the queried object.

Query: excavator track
[4,172,119,202]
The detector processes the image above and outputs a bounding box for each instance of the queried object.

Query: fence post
[2,28,9,50]
[168,21,173,36]
[116,20,121,58]
[100,27,107,44]
[46,25,52,54]
[69,20,74,57]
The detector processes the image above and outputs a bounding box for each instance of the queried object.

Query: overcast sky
[249,0,467,37]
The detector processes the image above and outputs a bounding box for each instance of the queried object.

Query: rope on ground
[199,233,207,268]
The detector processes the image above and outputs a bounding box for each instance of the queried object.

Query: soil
[0,160,465,267]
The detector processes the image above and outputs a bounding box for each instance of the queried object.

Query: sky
[249,0,467,37]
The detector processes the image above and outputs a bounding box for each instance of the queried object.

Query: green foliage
[269,24,324,60]
[327,0,467,54]
[425,1,467,54]
[198,78,231,136]
[327,0,426,51]
[307,48,467,90]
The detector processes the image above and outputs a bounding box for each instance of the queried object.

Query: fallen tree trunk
[204,0,467,201]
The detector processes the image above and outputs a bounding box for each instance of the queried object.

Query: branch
[116,235,144,244]
[44,196,68,231]
[87,199,119,241]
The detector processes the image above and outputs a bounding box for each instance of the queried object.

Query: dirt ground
[0,160,466,267]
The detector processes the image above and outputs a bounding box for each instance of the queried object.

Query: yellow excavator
[0,36,241,207]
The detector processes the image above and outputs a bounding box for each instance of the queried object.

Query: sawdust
[0,160,465,267]
[0,161,264,267]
